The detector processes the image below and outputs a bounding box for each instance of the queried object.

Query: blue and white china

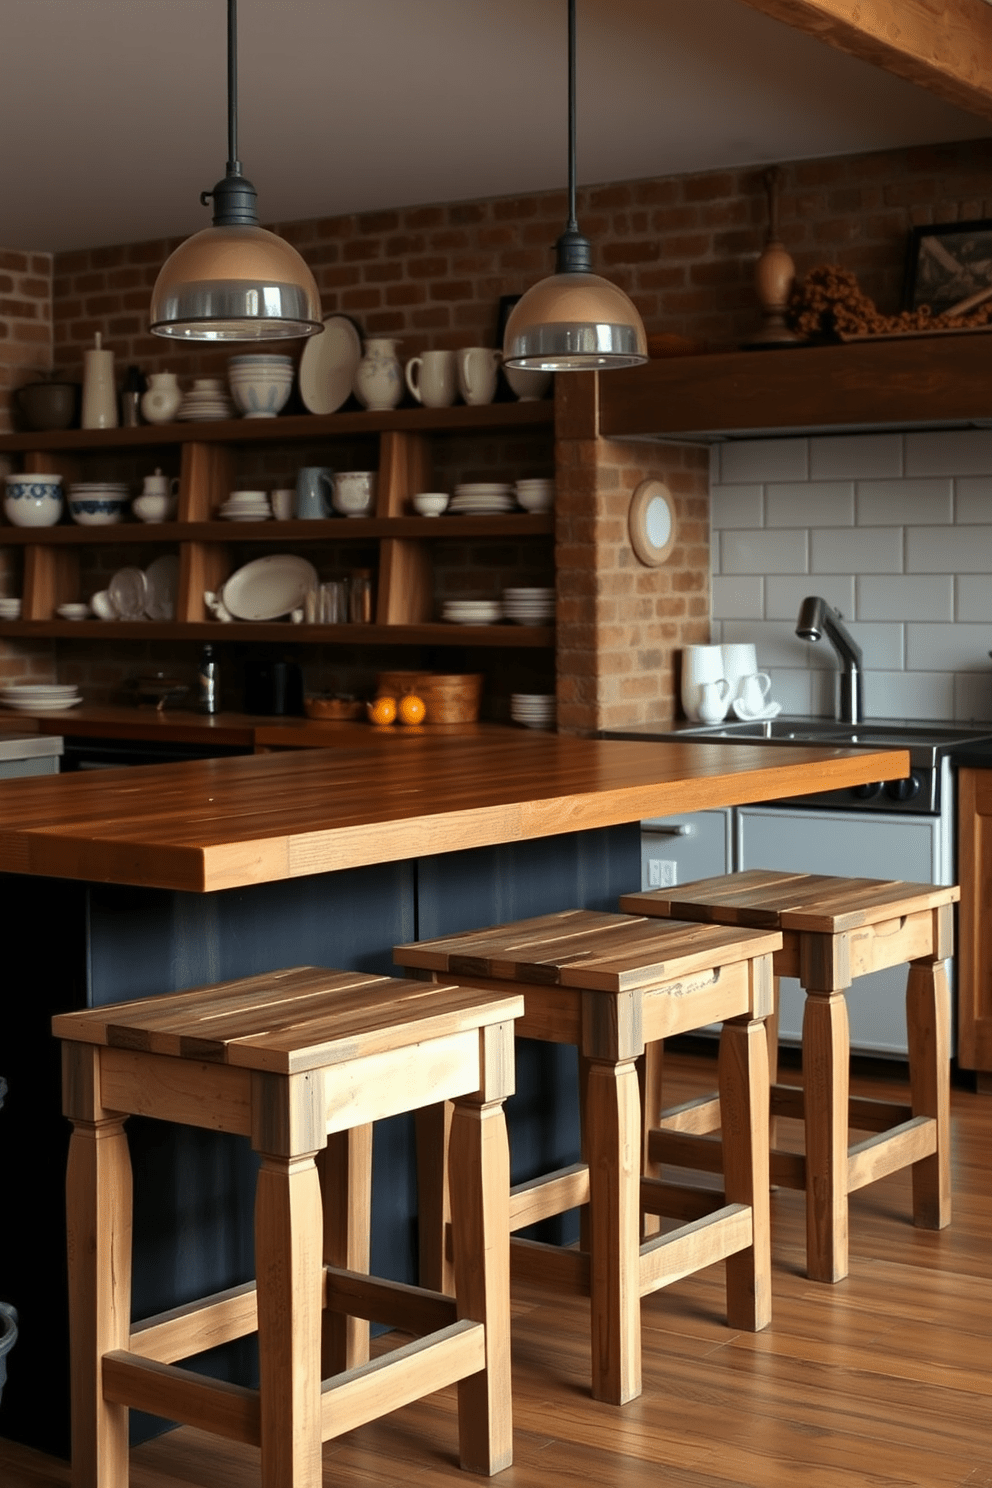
[352,337,402,411]
[68,482,128,526]
[228,354,294,419]
[3,473,63,527]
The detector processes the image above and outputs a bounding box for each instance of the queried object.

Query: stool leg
[318,1124,372,1373]
[449,1095,512,1475]
[638,1041,664,1240]
[906,958,952,1230]
[802,989,851,1283]
[585,1056,641,1405]
[256,1153,324,1488]
[718,1016,771,1331]
[415,1101,454,1294]
[66,1112,132,1488]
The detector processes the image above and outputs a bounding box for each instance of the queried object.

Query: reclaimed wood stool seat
[53,966,524,1488]
[395,908,782,1406]
[620,871,958,1283]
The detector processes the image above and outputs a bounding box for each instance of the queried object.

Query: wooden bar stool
[620,871,958,1283]
[395,908,782,1406]
[53,966,523,1488]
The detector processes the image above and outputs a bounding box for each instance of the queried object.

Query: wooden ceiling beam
[737,0,992,121]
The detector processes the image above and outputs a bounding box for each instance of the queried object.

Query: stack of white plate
[219,491,271,521]
[0,682,82,712]
[441,598,504,625]
[0,597,21,620]
[502,586,555,625]
[450,482,515,515]
[515,478,555,513]
[177,379,236,421]
[510,693,556,730]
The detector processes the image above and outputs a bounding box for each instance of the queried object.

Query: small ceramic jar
[140,372,182,425]
[3,473,63,527]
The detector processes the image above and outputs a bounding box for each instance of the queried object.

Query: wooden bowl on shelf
[304,696,364,721]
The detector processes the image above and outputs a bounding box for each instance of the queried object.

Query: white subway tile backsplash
[766,668,813,715]
[954,672,992,723]
[765,482,854,528]
[721,618,812,670]
[720,529,808,576]
[809,433,903,480]
[711,575,763,620]
[710,484,763,529]
[856,479,953,526]
[856,575,954,622]
[958,575,992,623]
[865,671,954,721]
[846,622,904,671]
[955,476,992,523]
[905,429,992,476]
[906,525,992,574]
[718,438,809,485]
[811,527,902,574]
[765,574,855,623]
[906,622,992,672]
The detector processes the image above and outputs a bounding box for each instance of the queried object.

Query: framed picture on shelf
[904,219,992,315]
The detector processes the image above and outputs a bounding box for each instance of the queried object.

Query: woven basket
[376,671,483,723]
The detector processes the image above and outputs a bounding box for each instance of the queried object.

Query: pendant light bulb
[503,0,646,372]
[150,0,321,342]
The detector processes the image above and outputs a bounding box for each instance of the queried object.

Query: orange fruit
[397,692,426,725]
[367,694,397,725]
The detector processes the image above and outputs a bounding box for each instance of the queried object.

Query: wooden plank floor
[3,1048,990,1488]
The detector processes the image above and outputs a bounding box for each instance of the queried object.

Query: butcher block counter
[0,730,907,1459]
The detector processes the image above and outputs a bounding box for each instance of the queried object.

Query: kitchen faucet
[795,596,863,722]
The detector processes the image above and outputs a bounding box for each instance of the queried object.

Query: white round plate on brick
[298,315,362,416]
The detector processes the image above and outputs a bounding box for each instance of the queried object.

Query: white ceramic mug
[457,347,501,406]
[697,678,732,724]
[680,644,726,721]
[270,488,295,520]
[332,471,377,518]
[405,350,457,408]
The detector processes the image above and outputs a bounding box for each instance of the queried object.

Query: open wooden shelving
[0,401,557,644]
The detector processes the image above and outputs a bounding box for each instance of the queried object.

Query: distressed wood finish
[0,734,909,893]
[622,871,957,1282]
[56,967,523,1488]
[956,767,992,1077]
[397,909,780,1406]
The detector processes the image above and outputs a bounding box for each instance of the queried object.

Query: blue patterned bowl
[3,475,63,527]
[68,493,127,526]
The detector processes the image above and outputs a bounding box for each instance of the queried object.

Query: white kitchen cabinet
[736,805,949,1056]
[639,809,732,891]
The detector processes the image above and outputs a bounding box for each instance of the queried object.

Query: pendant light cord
[227,0,241,177]
[567,0,577,235]
[201,0,258,225]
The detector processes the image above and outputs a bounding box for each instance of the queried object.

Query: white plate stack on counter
[0,682,82,712]
[449,483,515,515]
[502,586,555,625]
[510,693,556,730]
[441,598,503,625]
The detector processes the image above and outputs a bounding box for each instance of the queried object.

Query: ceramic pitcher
[353,338,403,411]
[141,372,182,425]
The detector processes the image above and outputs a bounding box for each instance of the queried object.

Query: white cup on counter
[680,644,727,722]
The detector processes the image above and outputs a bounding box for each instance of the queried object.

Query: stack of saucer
[441,598,504,625]
[0,681,82,712]
[177,379,237,422]
[514,478,555,513]
[0,597,22,620]
[510,693,556,730]
[502,586,555,625]
[218,491,271,521]
[450,482,515,515]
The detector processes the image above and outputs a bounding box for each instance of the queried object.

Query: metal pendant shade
[150,0,321,341]
[503,0,647,372]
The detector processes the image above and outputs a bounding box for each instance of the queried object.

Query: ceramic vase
[353,338,403,411]
[81,332,118,429]
[141,372,182,425]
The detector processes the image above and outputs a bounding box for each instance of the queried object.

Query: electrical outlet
[647,858,677,888]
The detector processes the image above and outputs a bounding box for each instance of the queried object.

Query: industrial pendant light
[502,0,647,371]
[150,0,322,341]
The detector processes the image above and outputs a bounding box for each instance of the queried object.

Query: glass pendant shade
[150,222,322,341]
[503,269,647,371]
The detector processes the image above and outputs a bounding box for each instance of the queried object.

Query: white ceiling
[1,0,989,255]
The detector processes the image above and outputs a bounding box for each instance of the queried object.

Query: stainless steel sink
[678,719,849,742]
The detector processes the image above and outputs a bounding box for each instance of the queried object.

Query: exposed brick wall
[0,248,53,434]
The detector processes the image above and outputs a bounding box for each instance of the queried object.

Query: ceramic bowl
[132,492,178,523]
[228,368,294,419]
[503,365,552,401]
[515,486,554,513]
[14,381,79,431]
[331,471,376,518]
[68,492,127,526]
[56,602,90,621]
[0,598,22,619]
[3,474,63,527]
[412,491,449,517]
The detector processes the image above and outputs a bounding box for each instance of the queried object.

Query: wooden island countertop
[0,728,908,894]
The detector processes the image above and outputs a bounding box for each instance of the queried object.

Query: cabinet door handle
[642,823,695,838]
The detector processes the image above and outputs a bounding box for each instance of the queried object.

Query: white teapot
[132,468,179,522]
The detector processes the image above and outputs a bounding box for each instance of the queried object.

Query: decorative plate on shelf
[221,555,319,622]
[144,555,180,621]
[297,315,362,415]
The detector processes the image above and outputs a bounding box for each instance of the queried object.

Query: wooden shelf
[0,513,554,544]
[598,333,992,442]
[0,620,554,647]
[0,398,554,455]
